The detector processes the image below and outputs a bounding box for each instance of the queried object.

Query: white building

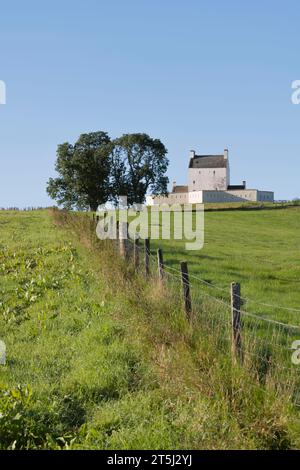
[147,149,274,205]
[188,149,230,191]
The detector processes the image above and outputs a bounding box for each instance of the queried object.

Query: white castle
[147,149,274,205]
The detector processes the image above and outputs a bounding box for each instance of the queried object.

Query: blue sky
[0,0,299,207]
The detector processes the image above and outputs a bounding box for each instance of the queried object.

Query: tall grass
[0,209,299,449]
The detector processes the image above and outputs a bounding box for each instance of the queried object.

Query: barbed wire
[116,235,300,326]
[109,232,300,405]
[146,249,300,314]
[239,308,300,331]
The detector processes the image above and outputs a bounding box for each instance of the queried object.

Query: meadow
[0,208,300,450]
[149,204,300,325]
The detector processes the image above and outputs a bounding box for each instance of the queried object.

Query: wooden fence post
[231,282,243,363]
[180,261,192,320]
[89,212,96,244]
[119,222,128,259]
[126,222,129,258]
[145,238,150,278]
[116,220,119,238]
[157,248,164,281]
[134,234,140,271]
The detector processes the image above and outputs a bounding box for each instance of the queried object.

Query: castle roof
[172,185,188,193]
[189,155,227,169]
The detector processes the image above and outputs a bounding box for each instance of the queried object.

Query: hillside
[0,209,299,450]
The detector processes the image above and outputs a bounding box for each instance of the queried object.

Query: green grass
[0,209,300,450]
[149,206,300,325]
[146,206,300,402]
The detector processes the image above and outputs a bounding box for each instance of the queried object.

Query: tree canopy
[47,132,111,211]
[109,133,169,205]
[47,131,169,210]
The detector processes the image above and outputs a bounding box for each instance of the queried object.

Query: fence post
[145,238,150,278]
[157,248,164,281]
[134,234,140,271]
[126,222,129,258]
[180,261,192,320]
[119,222,128,259]
[116,220,119,238]
[115,220,120,249]
[89,213,95,245]
[231,282,243,363]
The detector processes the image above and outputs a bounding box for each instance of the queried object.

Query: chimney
[172,181,177,191]
[224,149,229,160]
[190,150,195,160]
[243,180,246,189]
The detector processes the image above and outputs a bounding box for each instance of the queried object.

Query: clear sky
[0,0,299,207]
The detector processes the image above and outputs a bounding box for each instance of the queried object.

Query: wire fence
[94,218,300,406]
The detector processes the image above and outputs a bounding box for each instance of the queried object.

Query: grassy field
[0,209,300,449]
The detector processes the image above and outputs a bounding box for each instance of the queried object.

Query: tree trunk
[89,203,98,212]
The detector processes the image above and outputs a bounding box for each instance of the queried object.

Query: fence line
[124,232,300,330]
[100,222,300,405]
[158,262,300,314]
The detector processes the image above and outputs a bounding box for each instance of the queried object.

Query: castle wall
[147,189,274,205]
[146,192,190,206]
[188,167,228,191]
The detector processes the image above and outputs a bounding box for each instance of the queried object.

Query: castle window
[193,181,195,184]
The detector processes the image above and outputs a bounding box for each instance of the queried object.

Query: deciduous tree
[47,132,111,211]
[108,133,169,205]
